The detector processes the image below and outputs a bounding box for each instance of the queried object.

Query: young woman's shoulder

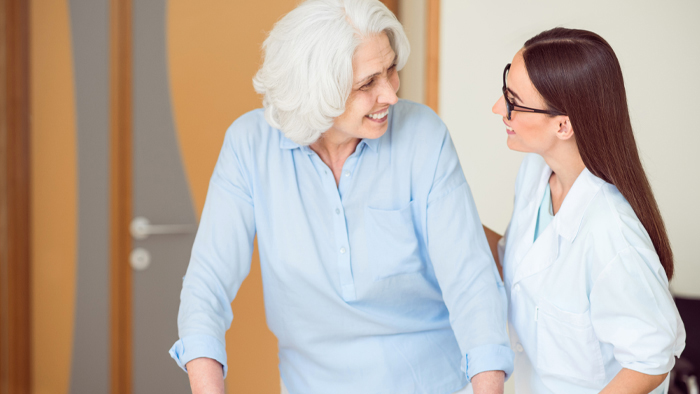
[584,183,655,250]
[580,182,663,282]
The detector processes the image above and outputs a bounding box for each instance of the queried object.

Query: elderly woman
[169,1,513,393]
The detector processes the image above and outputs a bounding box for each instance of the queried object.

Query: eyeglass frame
[502,63,566,121]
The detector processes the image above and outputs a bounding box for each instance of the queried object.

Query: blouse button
[516,343,524,352]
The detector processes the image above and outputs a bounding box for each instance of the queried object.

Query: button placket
[313,155,356,302]
[334,207,354,301]
[337,147,365,198]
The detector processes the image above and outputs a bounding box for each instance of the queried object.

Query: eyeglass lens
[503,64,512,120]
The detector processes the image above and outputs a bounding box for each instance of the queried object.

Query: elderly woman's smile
[365,108,389,121]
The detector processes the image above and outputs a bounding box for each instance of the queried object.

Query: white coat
[499,154,685,394]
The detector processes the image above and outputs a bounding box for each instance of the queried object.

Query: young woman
[485,27,686,394]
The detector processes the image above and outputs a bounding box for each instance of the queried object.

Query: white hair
[253,0,410,145]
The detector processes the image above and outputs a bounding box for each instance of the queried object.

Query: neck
[541,140,585,210]
[310,129,360,163]
[310,128,361,185]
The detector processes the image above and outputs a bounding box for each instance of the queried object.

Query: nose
[378,75,399,106]
[492,95,507,117]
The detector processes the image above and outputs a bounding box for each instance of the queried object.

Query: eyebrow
[506,87,522,103]
[355,55,398,85]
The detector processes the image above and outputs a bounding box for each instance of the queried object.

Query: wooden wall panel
[109,0,133,393]
[381,0,399,17]
[29,0,78,393]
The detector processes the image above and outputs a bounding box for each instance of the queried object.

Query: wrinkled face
[491,49,562,154]
[330,32,400,140]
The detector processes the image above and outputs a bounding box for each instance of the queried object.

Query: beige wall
[30,1,78,393]
[398,0,426,104]
[440,0,700,299]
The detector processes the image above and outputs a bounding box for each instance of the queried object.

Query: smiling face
[491,50,566,155]
[329,32,399,141]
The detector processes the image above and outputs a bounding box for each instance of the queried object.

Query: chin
[506,137,528,153]
[359,122,389,140]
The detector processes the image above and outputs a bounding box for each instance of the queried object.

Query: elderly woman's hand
[471,370,505,394]
[186,358,225,394]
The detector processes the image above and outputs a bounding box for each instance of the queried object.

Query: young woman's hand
[599,368,668,394]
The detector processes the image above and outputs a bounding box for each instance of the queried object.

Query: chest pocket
[536,299,606,387]
[364,201,423,281]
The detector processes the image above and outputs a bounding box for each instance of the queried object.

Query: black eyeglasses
[502,63,565,121]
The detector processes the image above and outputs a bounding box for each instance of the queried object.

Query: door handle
[130,216,196,240]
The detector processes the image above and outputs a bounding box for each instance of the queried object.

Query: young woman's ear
[556,117,574,140]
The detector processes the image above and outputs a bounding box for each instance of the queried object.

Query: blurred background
[0,0,697,393]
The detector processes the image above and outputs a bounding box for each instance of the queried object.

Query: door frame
[109,0,133,393]
[425,0,439,112]
[0,0,32,393]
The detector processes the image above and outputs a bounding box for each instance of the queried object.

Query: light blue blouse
[169,100,514,394]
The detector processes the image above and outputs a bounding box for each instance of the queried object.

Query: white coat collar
[551,165,606,243]
[511,159,606,285]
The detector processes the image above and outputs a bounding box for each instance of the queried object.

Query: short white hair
[253,0,410,145]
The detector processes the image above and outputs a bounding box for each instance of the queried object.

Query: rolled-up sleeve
[169,334,229,375]
[425,131,514,380]
[169,122,257,377]
[590,247,685,375]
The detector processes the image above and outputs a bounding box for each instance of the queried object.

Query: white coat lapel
[510,162,552,283]
[512,218,560,285]
[512,168,606,285]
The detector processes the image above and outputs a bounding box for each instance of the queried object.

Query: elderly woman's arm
[482,225,503,280]
[425,130,514,391]
[169,120,257,387]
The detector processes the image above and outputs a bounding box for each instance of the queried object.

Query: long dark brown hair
[523,27,674,279]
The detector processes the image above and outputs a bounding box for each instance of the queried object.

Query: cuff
[464,344,514,381]
[169,334,229,378]
[621,357,676,376]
